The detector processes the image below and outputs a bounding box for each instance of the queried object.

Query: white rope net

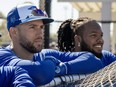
[79,61,116,87]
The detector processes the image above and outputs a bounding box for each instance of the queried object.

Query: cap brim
[42,18,54,24]
[21,17,54,25]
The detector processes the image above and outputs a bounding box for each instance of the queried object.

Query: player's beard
[81,40,102,58]
[19,38,43,53]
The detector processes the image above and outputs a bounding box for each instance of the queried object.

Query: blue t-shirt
[0,66,35,87]
[0,46,115,86]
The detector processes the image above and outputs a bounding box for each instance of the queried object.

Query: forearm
[55,53,104,76]
[66,57,103,74]
[10,59,56,86]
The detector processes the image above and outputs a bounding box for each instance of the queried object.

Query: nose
[36,25,44,34]
[97,37,104,44]
[39,28,44,34]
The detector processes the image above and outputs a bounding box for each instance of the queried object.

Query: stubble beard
[81,40,102,58]
[20,38,43,53]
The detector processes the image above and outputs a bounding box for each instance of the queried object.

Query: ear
[9,27,17,38]
[74,35,81,44]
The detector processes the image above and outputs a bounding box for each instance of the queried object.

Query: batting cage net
[79,61,116,87]
[40,61,116,87]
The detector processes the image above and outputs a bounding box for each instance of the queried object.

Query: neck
[74,45,81,52]
[10,44,34,60]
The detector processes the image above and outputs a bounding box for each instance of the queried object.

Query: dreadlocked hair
[71,17,95,36]
[57,19,75,52]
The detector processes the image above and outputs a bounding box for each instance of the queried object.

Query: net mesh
[79,61,116,87]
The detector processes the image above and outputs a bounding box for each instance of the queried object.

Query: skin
[9,20,45,60]
[74,21,104,58]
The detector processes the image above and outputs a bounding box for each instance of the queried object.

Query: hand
[44,56,68,76]
[55,62,68,76]
[44,56,61,66]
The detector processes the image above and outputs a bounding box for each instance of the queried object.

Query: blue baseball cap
[7,3,54,30]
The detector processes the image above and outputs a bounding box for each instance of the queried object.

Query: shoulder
[102,50,116,62]
[102,50,111,53]
[0,47,14,56]
[41,49,61,56]
[41,49,58,53]
[102,50,115,56]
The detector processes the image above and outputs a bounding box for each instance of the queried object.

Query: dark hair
[57,19,74,52]
[57,17,95,52]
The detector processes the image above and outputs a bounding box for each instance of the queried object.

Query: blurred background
[0,0,116,54]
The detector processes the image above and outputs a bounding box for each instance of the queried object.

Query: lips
[35,36,43,41]
[94,45,102,48]
[35,40,43,44]
[94,44,103,52]
[34,37,43,45]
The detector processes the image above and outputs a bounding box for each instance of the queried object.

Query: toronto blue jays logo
[26,6,47,19]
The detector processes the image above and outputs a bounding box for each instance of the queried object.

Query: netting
[40,61,116,87]
[79,61,116,87]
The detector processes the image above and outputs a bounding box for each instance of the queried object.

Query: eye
[40,25,45,29]
[101,34,103,37]
[29,25,35,29]
[30,26,34,28]
[90,34,97,38]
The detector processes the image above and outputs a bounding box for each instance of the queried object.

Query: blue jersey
[0,66,35,87]
[0,47,115,86]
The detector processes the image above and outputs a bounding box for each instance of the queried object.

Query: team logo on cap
[26,6,47,19]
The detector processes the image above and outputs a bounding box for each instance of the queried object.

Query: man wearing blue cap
[0,3,104,86]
